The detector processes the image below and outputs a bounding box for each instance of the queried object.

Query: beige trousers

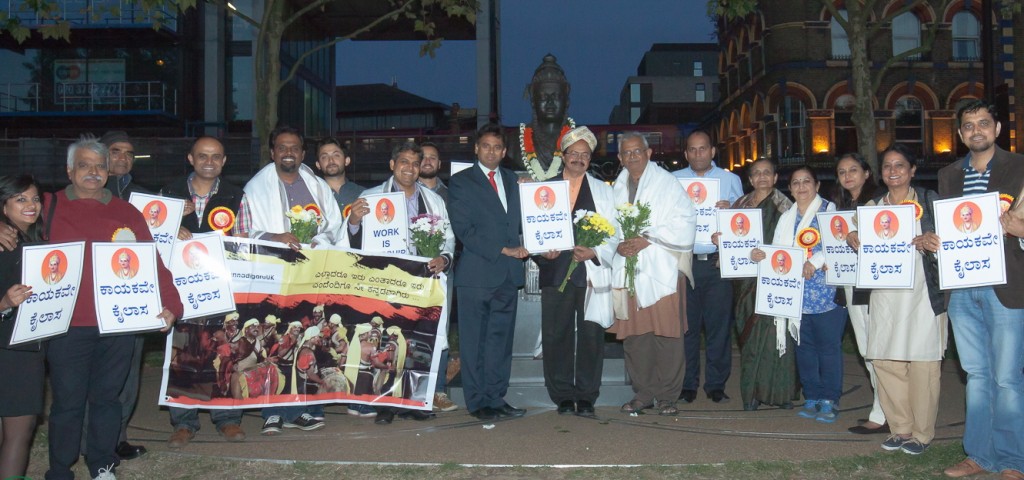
[873,359,941,443]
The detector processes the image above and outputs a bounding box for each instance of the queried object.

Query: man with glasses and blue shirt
[673,130,743,404]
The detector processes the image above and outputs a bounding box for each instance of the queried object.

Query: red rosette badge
[208,206,236,233]
[304,203,323,225]
[797,227,820,258]
[901,200,923,220]
[343,203,353,219]
[1000,194,1015,214]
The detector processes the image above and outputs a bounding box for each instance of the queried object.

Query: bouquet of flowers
[616,202,652,296]
[559,210,616,292]
[410,213,449,258]
[286,203,322,244]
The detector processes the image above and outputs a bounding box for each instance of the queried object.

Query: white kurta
[581,174,620,328]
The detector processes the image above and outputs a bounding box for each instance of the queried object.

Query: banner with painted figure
[159,237,447,411]
[754,245,806,320]
[717,209,763,278]
[677,178,720,246]
[933,192,1006,289]
[817,211,858,286]
[521,180,574,253]
[167,232,236,320]
[855,204,917,289]
[360,192,410,255]
[129,192,185,266]
[93,242,168,334]
[9,242,86,346]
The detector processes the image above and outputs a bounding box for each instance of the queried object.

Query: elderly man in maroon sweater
[43,135,183,480]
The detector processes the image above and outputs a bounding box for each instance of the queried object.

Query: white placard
[754,245,806,320]
[360,192,409,255]
[855,204,916,289]
[8,242,86,345]
[717,209,763,278]
[677,178,720,245]
[817,211,858,286]
[168,232,236,320]
[520,180,574,254]
[450,162,473,176]
[92,242,167,334]
[934,192,1006,289]
[129,192,185,267]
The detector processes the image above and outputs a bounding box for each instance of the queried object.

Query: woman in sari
[832,153,888,435]
[718,158,796,411]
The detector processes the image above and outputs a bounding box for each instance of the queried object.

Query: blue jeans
[169,407,243,433]
[435,348,449,392]
[796,307,847,403]
[949,287,1024,473]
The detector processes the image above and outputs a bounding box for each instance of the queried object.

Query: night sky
[336,1,715,126]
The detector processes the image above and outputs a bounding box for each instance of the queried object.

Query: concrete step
[449,357,635,408]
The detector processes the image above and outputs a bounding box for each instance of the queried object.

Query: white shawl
[581,174,621,328]
[611,162,696,313]
[241,163,344,245]
[771,194,834,355]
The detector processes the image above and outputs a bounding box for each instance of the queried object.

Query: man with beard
[162,136,247,448]
[418,142,448,202]
[929,100,1024,479]
[315,137,364,213]
[237,125,340,434]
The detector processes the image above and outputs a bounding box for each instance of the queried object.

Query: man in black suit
[449,123,530,420]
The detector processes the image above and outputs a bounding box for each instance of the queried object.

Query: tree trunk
[846,1,880,173]
[253,0,285,166]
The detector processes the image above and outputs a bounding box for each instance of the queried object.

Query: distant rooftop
[335,84,450,114]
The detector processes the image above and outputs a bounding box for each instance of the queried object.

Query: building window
[777,96,807,163]
[694,61,703,77]
[892,12,921,59]
[834,94,858,156]
[630,107,640,124]
[630,83,640,103]
[952,11,980,61]
[894,96,924,157]
[831,9,850,59]
[696,83,706,102]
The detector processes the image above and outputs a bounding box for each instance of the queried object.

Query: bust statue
[512,54,574,180]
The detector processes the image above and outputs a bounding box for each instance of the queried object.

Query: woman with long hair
[718,158,797,410]
[0,175,45,479]
[847,144,946,455]
[832,153,888,435]
[751,166,847,423]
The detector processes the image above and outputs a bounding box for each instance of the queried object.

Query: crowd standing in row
[0,97,1022,480]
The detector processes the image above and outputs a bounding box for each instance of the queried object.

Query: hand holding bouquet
[559,210,615,292]
[286,204,322,244]
[616,202,652,296]
[409,213,449,258]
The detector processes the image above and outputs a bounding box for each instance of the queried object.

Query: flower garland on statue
[520,117,575,181]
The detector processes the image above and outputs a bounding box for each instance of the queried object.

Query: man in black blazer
[448,123,530,420]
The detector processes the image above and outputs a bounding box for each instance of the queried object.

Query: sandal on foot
[620,399,651,414]
[657,401,679,416]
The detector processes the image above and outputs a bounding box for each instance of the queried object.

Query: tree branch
[205,0,260,28]
[871,0,951,92]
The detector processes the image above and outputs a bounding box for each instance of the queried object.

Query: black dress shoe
[576,400,595,417]
[707,390,731,403]
[848,422,890,434]
[470,407,497,420]
[679,389,697,403]
[374,409,396,425]
[116,441,147,460]
[397,409,435,421]
[743,399,760,411]
[557,400,576,415]
[495,402,526,418]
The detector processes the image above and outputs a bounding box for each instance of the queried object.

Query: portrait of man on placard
[831,216,848,241]
[42,251,68,285]
[687,182,707,206]
[874,211,899,240]
[955,202,982,234]
[183,242,209,270]
[773,250,792,275]
[534,186,556,211]
[731,213,750,237]
[145,200,167,228]
[112,248,139,280]
[375,199,395,225]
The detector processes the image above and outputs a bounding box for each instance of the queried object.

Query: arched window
[777,96,807,163]
[952,11,980,61]
[834,94,858,156]
[831,9,850,59]
[892,12,921,59]
[893,96,923,158]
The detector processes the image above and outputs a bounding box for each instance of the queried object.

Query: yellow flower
[290,205,304,214]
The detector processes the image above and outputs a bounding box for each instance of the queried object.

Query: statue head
[528,54,570,125]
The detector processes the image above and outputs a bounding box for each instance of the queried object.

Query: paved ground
[98,354,967,467]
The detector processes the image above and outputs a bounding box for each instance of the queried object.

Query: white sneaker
[93,464,117,480]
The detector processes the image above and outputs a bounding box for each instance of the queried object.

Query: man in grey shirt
[316,137,364,213]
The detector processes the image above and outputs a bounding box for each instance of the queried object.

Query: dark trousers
[46,327,134,480]
[118,335,145,443]
[169,407,243,433]
[457,279,518,412]
[683,256,735,392]
[540,285,604,404]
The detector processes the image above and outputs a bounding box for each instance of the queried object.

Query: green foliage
[706,0,759,20]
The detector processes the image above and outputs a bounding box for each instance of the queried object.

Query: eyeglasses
[565,151,592,160]
[621,148,646,159]
[109,147,135,160]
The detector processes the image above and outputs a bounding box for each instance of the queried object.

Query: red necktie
[488,170,498,193]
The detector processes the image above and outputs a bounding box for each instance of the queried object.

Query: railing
[6,0,178,31]
[0,81,177,115]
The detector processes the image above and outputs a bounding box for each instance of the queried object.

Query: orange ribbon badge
[208,206,236,233]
